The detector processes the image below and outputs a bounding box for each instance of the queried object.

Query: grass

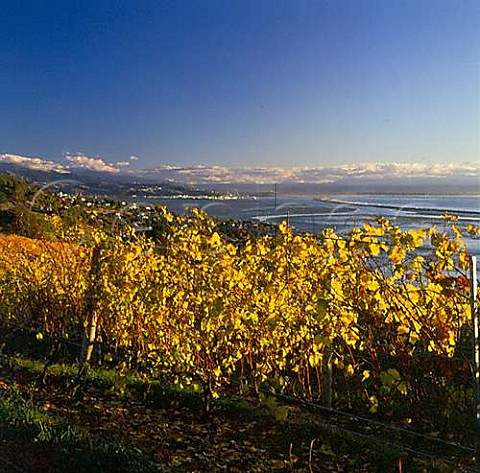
[0,347,472,472]
[0,385,164,472]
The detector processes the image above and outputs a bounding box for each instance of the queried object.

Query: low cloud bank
[0,152,131,175]
[141,162,480,185]
[1,152,478,187]
[0,153,70,174]
[65,154,121,174]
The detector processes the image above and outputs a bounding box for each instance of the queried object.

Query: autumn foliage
[0,209,478,417]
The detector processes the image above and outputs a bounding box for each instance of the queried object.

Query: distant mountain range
[0,159,207,198]
[1,152,479,195]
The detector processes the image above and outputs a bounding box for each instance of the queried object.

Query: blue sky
[1,0,478,169]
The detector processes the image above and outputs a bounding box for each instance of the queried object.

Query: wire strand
[260,389,474,455]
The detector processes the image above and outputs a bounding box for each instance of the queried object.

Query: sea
[139,192,480,258]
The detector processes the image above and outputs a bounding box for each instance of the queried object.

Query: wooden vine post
[78,243,102,382]
[470,255,479,469]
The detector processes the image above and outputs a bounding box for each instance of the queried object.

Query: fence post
[322,345,333,408]
[471,255,479,469]
[78,243,102,381]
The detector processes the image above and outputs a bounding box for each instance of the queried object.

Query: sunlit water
[136,193,480,260]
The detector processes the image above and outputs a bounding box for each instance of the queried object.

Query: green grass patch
[0,385,163,473]
[1,352,471,472]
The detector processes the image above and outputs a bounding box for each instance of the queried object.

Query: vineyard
[1,204,480,470]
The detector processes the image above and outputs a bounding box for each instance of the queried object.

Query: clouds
[140,162,480,185]
[0,152,132,175]
[63,153,140,173]
[0,153,70,173]
[1,151,478,187]
[65,154,122,174]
